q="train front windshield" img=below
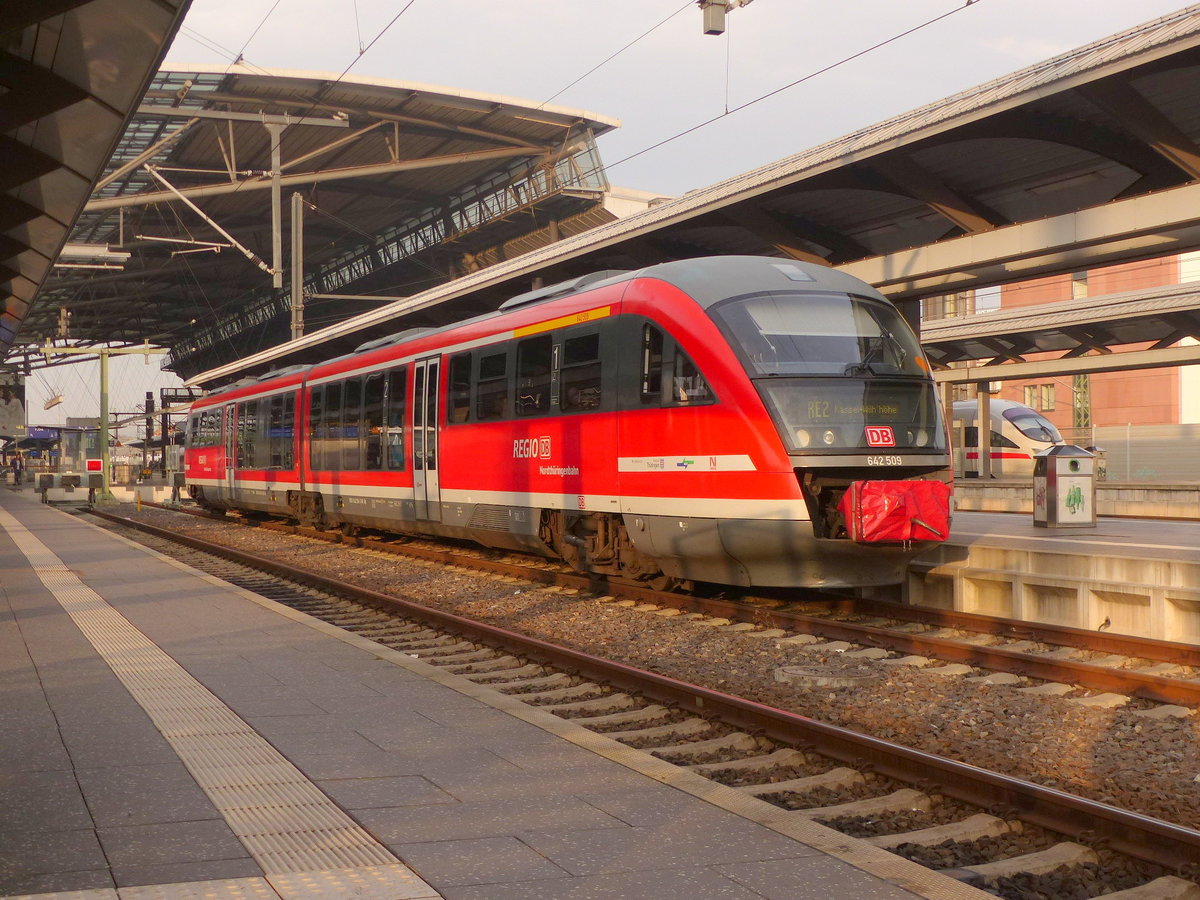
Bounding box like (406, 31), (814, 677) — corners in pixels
(1004, 407), (1062, 443)
(711, 291), (947, 454)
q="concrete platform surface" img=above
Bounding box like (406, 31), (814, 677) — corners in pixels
(0, 489), (982, 900)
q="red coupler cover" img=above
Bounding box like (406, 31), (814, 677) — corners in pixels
(838, 480), (951, 543)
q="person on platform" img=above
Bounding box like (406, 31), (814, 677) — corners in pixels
(11, 452), (23, 487)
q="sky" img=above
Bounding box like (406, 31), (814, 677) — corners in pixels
(24, 0), (1194, 428)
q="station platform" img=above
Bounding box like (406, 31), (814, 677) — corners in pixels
(912, 509), (1200, 643)
(0, 487), (963, 900)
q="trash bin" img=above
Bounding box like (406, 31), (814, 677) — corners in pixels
(1033, 445), (1095, 528)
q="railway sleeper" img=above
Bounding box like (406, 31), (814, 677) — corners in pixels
(353, 623), (427, 637)
(567, 704), (671, 728)
(408, 641), (481, 658)
(453, 656), (527, 673)
(491, 673), (573, 692)
(739, 766), (866, 797)
(543, 692), (639, 715)
(430, 650), (504, 668)
(865, 812), (1016, 850)
(650, 731), (763, 760)
(379, 628), (443, 645)
(946, 841), (1098, 880)
(605, 717), (712, 742)
(688, 747), (812, 777)
(801, 787), (931, 819)
(1099, 876), (1200, 900)
(521, 682), (609, 703)
(464, 663), (550, 682)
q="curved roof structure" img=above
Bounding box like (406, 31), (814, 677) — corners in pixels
(1, 0), (190, 360)
(14, 64), (619, 377)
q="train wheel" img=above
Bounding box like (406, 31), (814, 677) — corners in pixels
(644, 574), (693, 593)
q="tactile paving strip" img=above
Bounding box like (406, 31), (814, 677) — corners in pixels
(0, 508), (440, 899)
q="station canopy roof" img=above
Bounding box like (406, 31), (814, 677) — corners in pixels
(13, 5), (1200, 390)
(1, 0), (190, 363)
(10, 64), (619, 378)
(181, 4), (1200, 388)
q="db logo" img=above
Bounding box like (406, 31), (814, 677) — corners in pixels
(865, 426), (896, 447)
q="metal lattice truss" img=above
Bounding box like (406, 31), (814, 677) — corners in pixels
(1, 0), (191, 365)
(16, 66), (618, 378)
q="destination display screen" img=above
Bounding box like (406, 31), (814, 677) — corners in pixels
(757, 377), (946, 453)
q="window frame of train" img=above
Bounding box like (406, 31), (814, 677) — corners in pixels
(309, 368), (408, 472)
(235, 399), (260, 468)
(443, 320), (616, 425)
(633, 318), (715, 408)
(187, 409), (223, 448)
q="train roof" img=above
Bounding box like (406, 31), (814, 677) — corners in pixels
(629, 256), (891, 310)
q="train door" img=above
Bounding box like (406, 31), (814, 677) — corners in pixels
(412, 357), (441, 521)
(223, 403), (236, 500)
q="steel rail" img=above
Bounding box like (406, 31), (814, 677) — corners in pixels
(90, 508), (1200, 869)
(147, 504), (1200, 706)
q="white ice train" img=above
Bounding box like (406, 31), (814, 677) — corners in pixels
(951, 398), (1064, 478)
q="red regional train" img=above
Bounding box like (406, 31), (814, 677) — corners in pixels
(185, 256), (952, 589)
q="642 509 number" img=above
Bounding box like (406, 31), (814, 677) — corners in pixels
(867, 455), (902, 466)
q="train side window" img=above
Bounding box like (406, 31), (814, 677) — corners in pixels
(639, 324), (664, 404)
(281, 394), (295, 468)
(343, 377), (364, 470)
(670, 350), (713, 405)
(516, 335), (552, 416)
(268, 396), (285, 468)
(476, 349), (509, 420)
(448, 353), (472, 424)
(308, 385), (324, 469)
(236, 400), (256, 468)
(562, 332), (602, 411)
(364, 374), (384, 470)
(323, 381), (343, 471)
(385, 367), (407, 470)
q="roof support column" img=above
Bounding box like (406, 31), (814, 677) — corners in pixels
(977, 385), (992, 481)
(266, 123), (285, 290)
(290, 192), (304, 340)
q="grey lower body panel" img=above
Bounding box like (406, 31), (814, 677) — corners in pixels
(627, 513), (926, 588)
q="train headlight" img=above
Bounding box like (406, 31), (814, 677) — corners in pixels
(822, 429), (837, 446)
(907, 428), (930, 447)
(794, 428), (811, 448)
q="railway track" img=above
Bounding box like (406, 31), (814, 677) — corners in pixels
(145, 502), (1200, 711)
(85, 506), (1200, 899)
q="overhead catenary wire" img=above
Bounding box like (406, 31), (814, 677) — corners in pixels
(596, 0), (986, 178)
(538, 1), (694, 109)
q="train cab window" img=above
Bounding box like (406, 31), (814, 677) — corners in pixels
(639, 324), (664, 404)
(385, 367), (407, 470)
(343, 377), (364, 470)
(476, 349), (509, 421)
(561, 332), (602, 412)
(637, 322), (712, 407)
(671, 350), (712, 405)
(308, 385), (324, 469)
(448, 353), (472, 424)
(364, 374), (384, 470)
(516, 335), (552, 416)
